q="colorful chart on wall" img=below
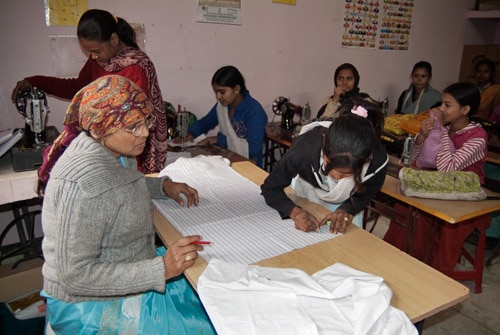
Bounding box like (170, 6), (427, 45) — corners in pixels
(341, 0), (414, 51)
(379, 0), (414, 51)
(44, 0), (88, 26)
(197, 0), (242, 25)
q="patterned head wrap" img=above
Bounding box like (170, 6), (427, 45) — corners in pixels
(77, 75), (153, 139)
(38, 75), (153, 187)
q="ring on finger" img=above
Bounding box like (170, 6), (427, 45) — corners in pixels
(343, 217), (349, 222)
(185, 254), (193, 262)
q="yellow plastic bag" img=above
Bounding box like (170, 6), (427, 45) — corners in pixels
(383, 114), (409, 135)
(398, 110), (430, 136)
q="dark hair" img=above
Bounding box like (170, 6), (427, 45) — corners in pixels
(316, 64), (369, 118)
(77, 9), (139, 49)
(412, 61), (432, 77)
(443, 82), (481, 117)
(211, 65), (247, 92)
(334, 63), (360, 90)
(337, 97), (385, 140)
(474, 58), (496, 84)
(322, 115), (377, 196)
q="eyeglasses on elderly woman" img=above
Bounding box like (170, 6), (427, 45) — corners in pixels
(120, 114), (156, 137)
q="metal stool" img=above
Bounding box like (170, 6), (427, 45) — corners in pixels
(0, 200), (43, 269)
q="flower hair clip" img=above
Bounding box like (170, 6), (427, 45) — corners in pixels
(351, 105), (368, 118)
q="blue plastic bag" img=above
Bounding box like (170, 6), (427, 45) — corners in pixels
(43, 247), (215, 334)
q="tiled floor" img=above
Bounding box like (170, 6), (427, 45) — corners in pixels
(369, 216), (500, 335)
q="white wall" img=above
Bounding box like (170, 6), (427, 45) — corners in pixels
(0, 0), (483, 132)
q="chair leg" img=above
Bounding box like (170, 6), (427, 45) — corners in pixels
(362, 205), (380, 233)
(486, 238), (500, 267)
(368, 215), (379, 233)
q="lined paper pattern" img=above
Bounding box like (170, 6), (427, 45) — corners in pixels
(153, 156), (338, 264)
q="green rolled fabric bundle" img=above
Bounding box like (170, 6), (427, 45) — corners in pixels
(399, 167), (487, 200)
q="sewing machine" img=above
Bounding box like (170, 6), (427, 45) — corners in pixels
(272, 97), (311, 130)
(11, 87), (58, 171)
(15, 88), (50, 148)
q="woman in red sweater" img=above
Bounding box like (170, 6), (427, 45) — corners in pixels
(11, 9), (167, 178)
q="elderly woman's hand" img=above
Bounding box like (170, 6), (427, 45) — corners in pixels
(162, 179), (199, 207)
(163, 235), (204, 280)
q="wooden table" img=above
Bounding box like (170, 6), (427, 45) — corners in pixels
(380, 175), (500, 223)
(0, 154), (38, 205)
(486, 151), (500, 165)
(168, 143), (249, 164)
(367, 158), (500, 293)
(153, 160), (469, 325)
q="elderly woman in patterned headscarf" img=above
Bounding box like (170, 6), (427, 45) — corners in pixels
(40, 75), (215, 334)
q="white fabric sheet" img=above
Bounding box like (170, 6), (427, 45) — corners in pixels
(154, 156), (340, 264)
(198, 259), (418, 335)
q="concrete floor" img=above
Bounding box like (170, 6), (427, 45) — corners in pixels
(369, 216), (500, 335)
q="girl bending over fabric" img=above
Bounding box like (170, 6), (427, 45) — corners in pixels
(262, 98), (388, 234)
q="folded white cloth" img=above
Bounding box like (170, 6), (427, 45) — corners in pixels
(198, 259), (418, 335)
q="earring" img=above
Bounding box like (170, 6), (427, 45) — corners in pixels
(236, 91), (239, 95)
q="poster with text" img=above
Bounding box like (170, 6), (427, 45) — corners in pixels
(197, 0), (242, 25)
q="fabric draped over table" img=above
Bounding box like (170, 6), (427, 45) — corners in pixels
(198, 259), (417, 335)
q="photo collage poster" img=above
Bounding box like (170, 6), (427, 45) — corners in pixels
(342, 0), (415, 51)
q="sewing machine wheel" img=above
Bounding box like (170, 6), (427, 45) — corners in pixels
(272, 96), (289, 115)
(15, 89), (32, 116)
(15, 88), (48, 117)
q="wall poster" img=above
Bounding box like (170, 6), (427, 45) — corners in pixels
(197, 0), (242, 25)
(379, 0), (414, 51)
(342, 0), (415, 51)
(45, 0), (88, 26)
